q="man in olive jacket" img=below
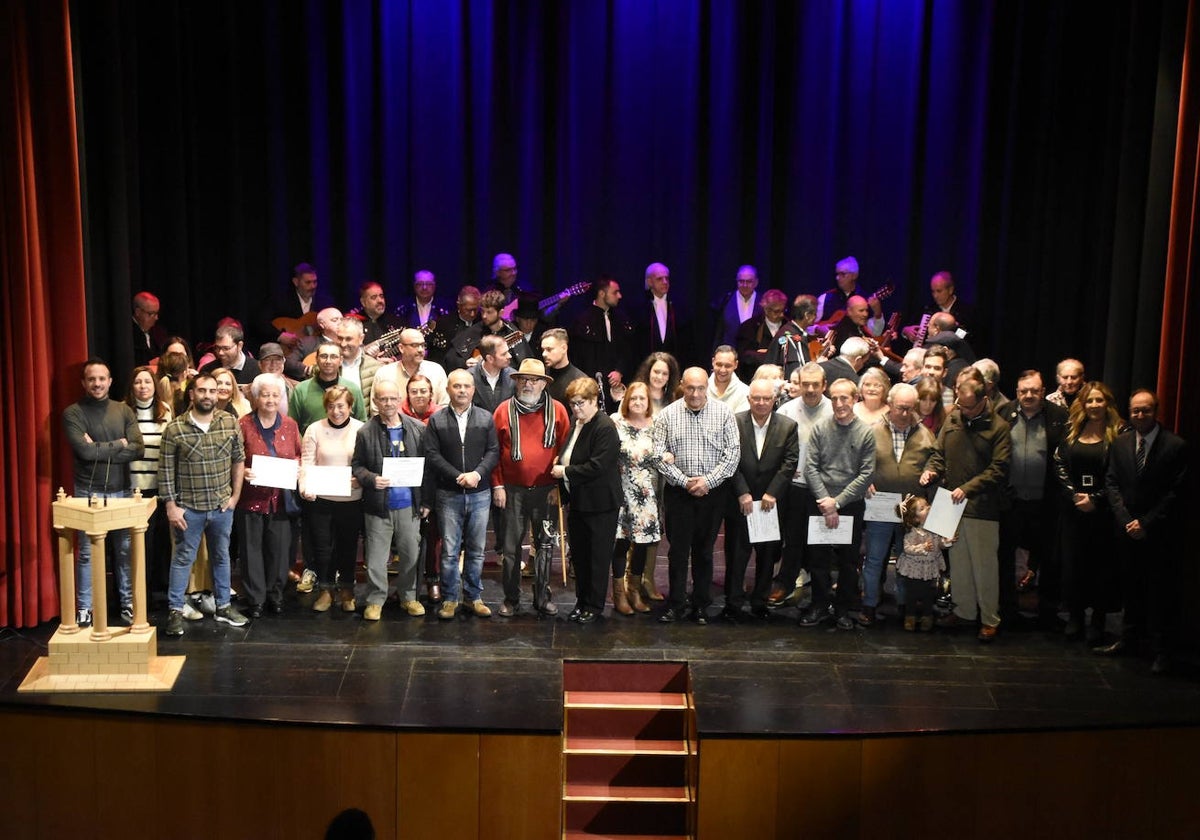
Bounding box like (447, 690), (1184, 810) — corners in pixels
(925, 377), (1011, 641)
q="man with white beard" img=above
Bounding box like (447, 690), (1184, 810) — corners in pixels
(491, 359), (570, 616)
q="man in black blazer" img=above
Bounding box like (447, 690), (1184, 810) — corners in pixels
(819, 336), (870, 390)
(1098, 389), (1188, 673)
(724, 380), (799, 620)
(422, 369), (500, 620)
(636, 262), (687, 366)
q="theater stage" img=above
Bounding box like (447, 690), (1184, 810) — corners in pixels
(3, 552), (1200, 839)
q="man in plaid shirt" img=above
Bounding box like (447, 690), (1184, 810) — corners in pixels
(653, 367), (741, 624)
(159, 373), (249, 636)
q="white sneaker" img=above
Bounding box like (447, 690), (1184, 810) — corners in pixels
(180, 602), (204, 621)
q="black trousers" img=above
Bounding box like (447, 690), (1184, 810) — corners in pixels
(723, 493), (786, 609)
(664, 482), (730, 612)
(569, 506), (619, 612)
(807, 499), (865, 616)
(305, 498), (362, 588)
(774, 485), (814, 588)
(998, 498), (1059, 620)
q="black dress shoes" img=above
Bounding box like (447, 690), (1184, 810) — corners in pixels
(750, 605), (770, 620)
(567, 606), (583, 622)
(720, 607), (743, 624)
(689, 609), (708, 626)
(798, 608), (829, 628)
(658, 607), (682, 624)
(576, 609), (597, 624)
(246, 604), (264, 620)
(266, 601), (283, 615)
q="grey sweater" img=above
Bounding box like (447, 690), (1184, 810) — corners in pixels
(62, 396), (143, 493)
(804, 415), (876, 508)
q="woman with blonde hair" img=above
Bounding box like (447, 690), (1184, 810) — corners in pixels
(1054, 381), (1125, 643)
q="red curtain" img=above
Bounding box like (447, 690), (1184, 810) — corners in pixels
(1160, 0), (1199, 444)
(0, 0), (90, 627)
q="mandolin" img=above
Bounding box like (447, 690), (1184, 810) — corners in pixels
(814, 281), (895, 330)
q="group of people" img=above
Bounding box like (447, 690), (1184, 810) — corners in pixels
(68, 256), (1187, 673)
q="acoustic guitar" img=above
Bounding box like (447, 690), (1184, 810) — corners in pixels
(272, 311), (319, 336)
(499, 281), (593, 320)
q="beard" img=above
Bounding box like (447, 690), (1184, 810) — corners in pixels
(516, 390), (543, 407)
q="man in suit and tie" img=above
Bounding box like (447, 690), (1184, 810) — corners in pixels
(1097, 389), (1188, 673)
(712, 265), (759, 350)
(637, 262), (686, 365)
(723, 379), (799, 621)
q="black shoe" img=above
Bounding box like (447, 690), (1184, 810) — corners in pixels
(798, 608), (830, 628)
(750, 605), (770, 620)
(266, 601), (284, 615)
(658, 607), (682, 624)
(576, 609), (597, 624)
(247, 604), (264, 620)
(720, 607), (743, 624)
(164, 609), (184, 637)
(689, 609), (708, 626)
(567, 606), (583, 622)
(1093, 639), (1129, 656)
(1151, 654), (1172, 675)
(835, 614), (856, 631)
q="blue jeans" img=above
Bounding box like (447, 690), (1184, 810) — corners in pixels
(437, 489), (489, 603)
(862, 520), (903, 608)
(168, 507), (234, 611)
(74, 485), (132, 611)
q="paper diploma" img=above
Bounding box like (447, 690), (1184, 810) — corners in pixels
(808, 515), (854, 545)
(382, 456), (425, 487)
(864, 491), (902, 523)
(746, 501), (780, 543)
(304, 465), (353, 498)
(249, 455), (299, 490)
(925, 486), (966, 538)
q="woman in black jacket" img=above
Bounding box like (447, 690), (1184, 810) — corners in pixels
(552, 378), (621, 623)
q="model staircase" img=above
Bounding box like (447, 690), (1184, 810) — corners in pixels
(562, 661), (696, 840)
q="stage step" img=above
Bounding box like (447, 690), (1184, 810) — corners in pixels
(563, 833), (690, 840)
(562, 661), (696, 839)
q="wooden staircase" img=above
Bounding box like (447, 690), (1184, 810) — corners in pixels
(562, 661), (696, 840)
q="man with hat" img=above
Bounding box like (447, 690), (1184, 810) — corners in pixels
(256, 341), (298, 394)
(512, 293), (549, 353)
(491, 358), (570, 616)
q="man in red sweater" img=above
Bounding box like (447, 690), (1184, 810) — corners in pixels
(492, 359), (570, 616)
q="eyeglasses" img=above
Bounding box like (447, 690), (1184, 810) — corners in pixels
(213, 344), (236, 352)
(569, 400), (589, 408)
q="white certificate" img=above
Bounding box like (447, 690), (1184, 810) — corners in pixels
(382, 456), (425, 487)
(248, 455), (299, 490)
(925, 486), (966, 539)
(807, 515), (855, 545)
(864, 491), (903, 523)
(746, 501), (781, 543)
(304, 465), (353, 498)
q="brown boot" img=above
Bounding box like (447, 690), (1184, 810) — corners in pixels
(641, 544), (664, 602)
(625, 570), (650, 613)
(613, 575), (633, 616)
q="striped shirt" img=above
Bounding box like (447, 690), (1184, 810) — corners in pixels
(159, 410), (245, 511)
(130, 401), (171, 493)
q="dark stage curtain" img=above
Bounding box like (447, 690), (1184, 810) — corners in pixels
(70, 0), (1188, 396)
(1161, 0), (1199, 445)
(0, 0), (91, 627)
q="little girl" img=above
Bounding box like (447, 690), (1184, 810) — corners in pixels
(894, 495), (952, 632)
